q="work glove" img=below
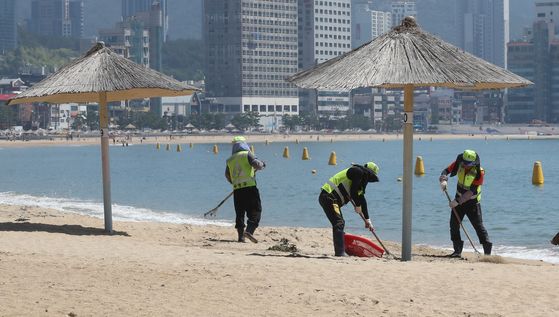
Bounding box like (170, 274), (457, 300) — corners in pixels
(440, 180), (447, 191)
(365, 219), (374, 231)
(449, 199), (459, 209)
(354, 205), (362, 215)
(439, 175), (448, 182)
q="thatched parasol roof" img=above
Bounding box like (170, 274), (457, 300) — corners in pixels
(288, 17), (532, 90)
(8, 42), (199, 105)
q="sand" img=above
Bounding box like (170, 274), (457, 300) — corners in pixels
(1, 131), (557, 149)
(1, 205), (558, 316)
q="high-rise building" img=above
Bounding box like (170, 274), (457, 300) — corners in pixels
(98, 19), (150, 68)
(0, 0), (17, 53)
(417, 0), (507, 67)
(122, 0), (168, 42)
(298, 0), (352, 116)
(507, 1), (559, 123)
(203, 0), (299, 131)
(352, 0), (391, 48)
(391, 0), (416, 27)
(30, 0), (83, 38)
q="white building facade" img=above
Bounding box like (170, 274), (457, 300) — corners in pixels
(298, 0), (352, 117)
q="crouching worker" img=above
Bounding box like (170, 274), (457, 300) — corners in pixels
(319, 162), (379, 256)
(225, 136), (266, 243)
(439, 149), (492, 257)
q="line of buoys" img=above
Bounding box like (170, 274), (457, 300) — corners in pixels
(532, 161), (544, 185)
(156, 143), (160, 150)
(414, 156), (425, 176)
(213, 144), (219, 154)
(250, 145), (255, 154)
(328, 151), (337, 165)
(165, 144), (170, 151)
(283, 146), (290, 158)
(302, 147), (310, 160)
(176, 144), (182, 152)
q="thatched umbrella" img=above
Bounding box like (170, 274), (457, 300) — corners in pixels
(288, 17), (532, 261)
(8, 42), (199, 233)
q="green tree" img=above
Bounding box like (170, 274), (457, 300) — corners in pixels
(231, 111), (260, 131)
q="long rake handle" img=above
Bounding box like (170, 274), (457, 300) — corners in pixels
(203, 192), (233, 218)
(350, 200), (392, 257)
(444, 189), (480, 254)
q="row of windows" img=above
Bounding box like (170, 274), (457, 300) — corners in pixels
(243, 50), (297, 58)
(242, 34), (298, 41)
(241, 10), (296, 19)
(243, 104), (298, 113)
(316, 42), (350, 49)
(315, 50), (346, 56)
(314, 9), (350, 16)
(241, 89), (298, 97)
(314, 25), (350, 32)
(242, 59), (298, 66)
(314, 17), (350, 24)
(242, 66), (298, 72)
(315, 33), (350, 40)
(242, 74), (293, 80)
(242, 81), (295, 88)
(241, 1), (297, 10)
(315, 1), (350, 9)
(241, 19), (297, 27)
(242, 43), (297, 50)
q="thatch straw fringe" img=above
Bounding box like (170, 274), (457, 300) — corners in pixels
(288, 17), (532, 90)
(9, 43), (198, 105)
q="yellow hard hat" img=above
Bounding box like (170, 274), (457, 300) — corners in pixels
(232, 136), (246, 143)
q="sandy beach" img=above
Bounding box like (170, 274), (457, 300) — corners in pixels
(1, 205), (558, 316)
(1, 131), (557, 149)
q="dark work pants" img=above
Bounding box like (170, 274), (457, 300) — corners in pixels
(233, 186), (262, 234)
(319, 191), (345, 233)
(450, 200), (490, 245)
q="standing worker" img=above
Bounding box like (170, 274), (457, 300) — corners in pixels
(319, 162), (380, 256)
(439, 149), (492, 257)
(225, 136), (266, 243)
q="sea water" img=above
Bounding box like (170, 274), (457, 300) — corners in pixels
(1, 137), (558, 263)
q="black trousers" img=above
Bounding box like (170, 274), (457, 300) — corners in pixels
(233, 186), (262, 234)
(450, 200), (490, 245)
(319, 191), (345, 232)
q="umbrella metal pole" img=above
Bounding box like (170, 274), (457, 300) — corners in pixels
(402, 85), (414, 261)
(99, 92), (113, 233)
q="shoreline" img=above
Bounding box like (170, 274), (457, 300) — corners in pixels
(1, 205), (558, 316)
(1, 132), (558, 148)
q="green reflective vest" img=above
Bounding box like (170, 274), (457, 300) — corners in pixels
(322, 168), (363, 205)
(457, 165), (483, 202)
(227, 151), (256, 190)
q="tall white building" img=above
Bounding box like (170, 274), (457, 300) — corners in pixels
(371, 10), (392, 39)
(391, 0), (416, 26)
(352, 0), (391, 47)
(298, 0), (352, 116)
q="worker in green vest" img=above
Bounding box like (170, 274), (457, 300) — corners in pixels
(439, 149), (492, 257)
(319, 162), (380, 256)
(225, 136), (266, 243)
